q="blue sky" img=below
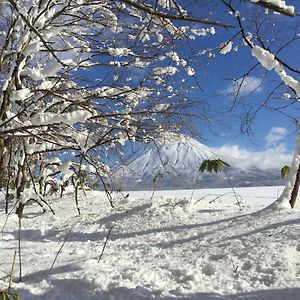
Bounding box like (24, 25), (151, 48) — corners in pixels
(178, 1), (300, 158)
(200, 48), (297, 149)
(75, 1), (300, 170)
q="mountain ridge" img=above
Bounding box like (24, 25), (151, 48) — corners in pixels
(111, 137), (284, 190)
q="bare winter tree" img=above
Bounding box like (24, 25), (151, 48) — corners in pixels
(0, 0), (232, 214)
(0, 0), (299, 215)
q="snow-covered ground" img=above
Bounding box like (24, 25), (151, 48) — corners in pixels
(1, 186), (299, 299)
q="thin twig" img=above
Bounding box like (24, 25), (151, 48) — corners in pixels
(98, 173), (114, 208)
(98, 226), (114, 263)
(18, 218), (22, 282)
(150, 183), (157, 201)
(151, 173), (163, 201)
(5, 142), (12, 214)
(190, 173), (201, 204)
(50, 225), (75, 270)
(8, 251), (16, 292)
(74, 181), (81, 215)
(207, 192), (234, 204)
(224, 170), (243, 210)
(23, 146), (55, 215)
(121, 0), (234, 28)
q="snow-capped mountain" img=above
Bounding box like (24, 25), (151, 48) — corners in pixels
(112, 136), (216, 190)
(111, 136), (284, 190)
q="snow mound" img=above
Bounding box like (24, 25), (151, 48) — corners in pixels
(1, 187), (299, 299)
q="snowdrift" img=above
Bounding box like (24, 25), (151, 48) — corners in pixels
(1, 186), (299, 299)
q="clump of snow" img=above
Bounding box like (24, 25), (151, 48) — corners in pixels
(252, 45), (300, 97)
(30, 110), (92, 126)
(39, 81), (57, 90)
(23, 40), (42, 57)
(156, 33), (163, 43)
(153, 103), (170, 111)
(220, 41), (233, 54)
(190, 26), (215, 37)
(166, 51), (180, 63)
(250, 0), (295, 15)
(283, 93), (291, 99)
(153, 66), (178, 76)
(10, 88), (32, 101)
(252, 46), (280, 70)
(41, 60), (63, 77)
(108, 48), (132, 56)
(21, 67), (44, 81)
(209, 28), (215, 36)
(186, 66), (195, 76)
(157, 0), (176, 9)
(191, 28), (207, 36)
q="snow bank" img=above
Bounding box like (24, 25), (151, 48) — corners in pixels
(0, 186), (299, 299)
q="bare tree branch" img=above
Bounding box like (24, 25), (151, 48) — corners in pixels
(247, 0), (296, 17)
(121, 0), (234, 28)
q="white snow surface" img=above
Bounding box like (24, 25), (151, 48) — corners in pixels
(1, 186), (299, 299)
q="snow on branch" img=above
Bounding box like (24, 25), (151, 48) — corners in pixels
(252, 46), (300, 97)
(121, 0), (234, 28)
(249, 0), (295, 16)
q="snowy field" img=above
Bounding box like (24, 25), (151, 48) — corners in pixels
(1, 186), (299, 299)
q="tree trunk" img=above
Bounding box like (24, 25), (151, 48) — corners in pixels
(267, 133), (300, 210)
(0, 138), (6, 190)
(290, 164), (300, 208)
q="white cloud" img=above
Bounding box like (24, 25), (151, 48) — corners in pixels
(266, 127), (288, 147)
(225, 76), (263, 96)
(212, 143), (292, 170)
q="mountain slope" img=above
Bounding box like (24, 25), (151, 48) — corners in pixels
(111, 137), (284, 190)
(112, 136), (218, 190)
